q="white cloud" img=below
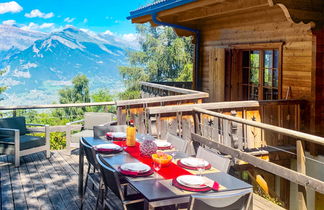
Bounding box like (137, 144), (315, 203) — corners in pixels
(2, 19), (16, 25)
(64, 17), (75, 23)
(103, 30), (114, 36)
(25, 9), (54, 19)
(83, 18), (88, 24)
(0, 78), (21, 86)
(21, 63), (38, 70)
(122, 33), (138, 42)
(21, 22), (55, 31)
(0, 1), (22, 14)
(13, 69), (31, 78)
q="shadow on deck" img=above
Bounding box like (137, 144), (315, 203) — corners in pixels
(0, 150), (285, 210)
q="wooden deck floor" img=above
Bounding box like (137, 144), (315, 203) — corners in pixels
(0, 150), (285, 210)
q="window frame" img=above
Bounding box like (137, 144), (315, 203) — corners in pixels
(232, 43), (283, 101)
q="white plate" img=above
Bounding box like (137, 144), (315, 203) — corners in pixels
(109, 132), (126, 138)
(180, 157), (209, 167)
(154, 140), (172, 148)
(176, 175), (206, 187)
(94, 144), (121, 150)
(120, 163), (151, 173)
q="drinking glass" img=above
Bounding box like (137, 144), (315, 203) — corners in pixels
(197, 158), (206, 176)
(153, 161), (161, 178)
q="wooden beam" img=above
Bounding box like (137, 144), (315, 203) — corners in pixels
(191, 133), (324, 194)
(147, 100), (305, 115)
(0, 102), (115, 111)
(116, 93), (208, 107)
(176, 0), (269, 23)
(148, 101), (260, 115)
(296, 140), (307, 210)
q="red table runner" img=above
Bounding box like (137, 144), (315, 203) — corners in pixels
(113, 141), (192, 179)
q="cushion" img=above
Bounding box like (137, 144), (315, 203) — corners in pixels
(83, 112), (115, 130)
(93, 125), (127, 139)
(0, 117), (27, 138)
(71, 129), (94, 143)
(0, 135), (46, 154)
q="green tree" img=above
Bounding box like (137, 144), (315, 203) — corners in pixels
(89, 89), (116, 113)
(0, 68), (7, 100)
(53, 74), (90, 120)
(118, 24), (194, 99)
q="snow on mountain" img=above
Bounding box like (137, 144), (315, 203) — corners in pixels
(0, 25), (131, 105)
(0, 25), (47, 51)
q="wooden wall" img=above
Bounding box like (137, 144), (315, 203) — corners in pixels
(196, 4), (316, 132)
(199, 5), (313, 100)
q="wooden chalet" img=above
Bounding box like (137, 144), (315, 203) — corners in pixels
(128, 0), (324, 136)
(127, 0), (324, 209)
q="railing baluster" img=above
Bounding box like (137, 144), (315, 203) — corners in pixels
(296, 140), (307, 210)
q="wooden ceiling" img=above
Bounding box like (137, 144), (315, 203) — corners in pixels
(131, 0), (324, 31)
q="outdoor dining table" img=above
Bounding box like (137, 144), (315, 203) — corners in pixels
(79, 136), (252, 209)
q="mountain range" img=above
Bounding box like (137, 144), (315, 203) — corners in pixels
(0, 25), (134, 106)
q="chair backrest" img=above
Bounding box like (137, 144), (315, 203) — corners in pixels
(96, 154), (124, 201)
(80, 138), (98, 169)
(93, 125), (127, 139)
(0, 117), (27, 137)
(84, 112), (116, 130)
(196, 146), (231, 173)
(189, 189), (252, 210)
(166, 133), (188, 153)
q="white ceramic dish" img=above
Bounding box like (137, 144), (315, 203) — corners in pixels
(120, 163), (151, 173)
(95, 144), (121, 150)
(176, 175), (206, 188)
(154, 140), (172, 147)
(180, 157), (209, 167)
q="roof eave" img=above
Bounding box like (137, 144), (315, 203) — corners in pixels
(127, 0), (197, 20)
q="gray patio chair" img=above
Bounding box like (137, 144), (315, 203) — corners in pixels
(196, 146), (231, 173)
(166, 133), (188, 153)
(93, 124), (127, 139)
(0, 116), (50, 167)
(188, 188), (253, 210)
(96, 154), (144, 210)
(80, 138), (101, 210)
(66, 112), (116, 153)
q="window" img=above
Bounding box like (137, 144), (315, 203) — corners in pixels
(241, 49), (280, 100)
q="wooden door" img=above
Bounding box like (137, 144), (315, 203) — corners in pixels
(209, 48), (225, 102)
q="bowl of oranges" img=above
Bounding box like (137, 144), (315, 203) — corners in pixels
(152, 151), (173, 167)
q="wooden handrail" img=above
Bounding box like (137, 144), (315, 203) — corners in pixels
(141, 81), (199, 94)
(0, 101), (116, 111)
(116, 93), (208, 107)
(191, 133), (324, 194)
(193, 107), (324, 146)
(147, 100), (305, 115)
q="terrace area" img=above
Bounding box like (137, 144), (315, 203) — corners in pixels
(0, 82), (323, 210)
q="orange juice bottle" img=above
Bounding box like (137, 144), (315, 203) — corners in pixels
(126, 120), (136, 146)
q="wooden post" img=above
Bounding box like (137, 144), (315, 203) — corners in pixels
(13, 109), (17, 117)
(296, 140), (307, 210)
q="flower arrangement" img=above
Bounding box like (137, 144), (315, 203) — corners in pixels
(140, 140), (157, 157)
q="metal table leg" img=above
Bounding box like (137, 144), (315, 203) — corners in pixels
(78, 138), (84, 197)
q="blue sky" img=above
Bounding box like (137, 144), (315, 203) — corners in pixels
(0, 0), (152, 34)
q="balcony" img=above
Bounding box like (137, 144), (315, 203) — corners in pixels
(0, 82), (322, 209)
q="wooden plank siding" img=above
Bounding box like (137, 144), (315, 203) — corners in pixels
(199, 5), (314, 103)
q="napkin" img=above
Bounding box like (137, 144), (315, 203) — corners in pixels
(118, 167), (154, 177)
(172, 179), (211, 192)
(202, 177), (220, 191)
(94, 147), (123, 154)
(157, 145), (172, 150)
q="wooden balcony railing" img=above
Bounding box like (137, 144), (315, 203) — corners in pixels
(146, 99), (307, 149)
(191, 108), (324, 208)
(116, 82), (209, 133)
